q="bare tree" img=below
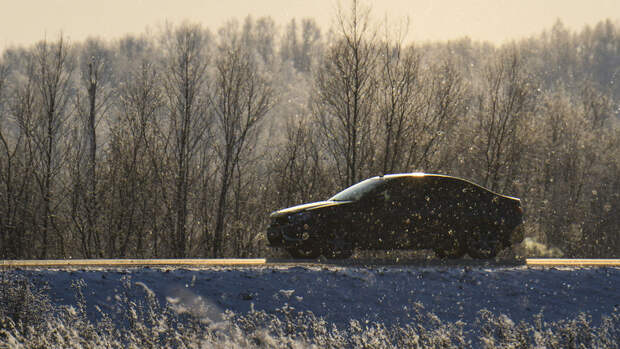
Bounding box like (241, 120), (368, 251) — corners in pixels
(375, 39), (421, 173)
(0, 59), (14, 257)
(160, 24), (210, 257)
(71, 38), (115, 257)
(532, 85), (617, 253)
(276, 116), (333, 203)
(312, 0), (379, 187)
(280, 19), (300, 67)
(411, 58), (467, 172)
(20, 37), (75, 258)
(472, 46), (536, 192)
(280, 18), (322, 72)
(1, 51), (39, 259)
(250, 17), (278, 66)
(106, 54), (164, 257)
(210, 24), (274, 257)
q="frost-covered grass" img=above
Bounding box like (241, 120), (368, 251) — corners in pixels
(1, 273), (619, 348)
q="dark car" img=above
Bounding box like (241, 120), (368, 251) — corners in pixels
(267, 173), (524, 259)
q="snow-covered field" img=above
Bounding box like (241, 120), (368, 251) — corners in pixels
(11, 264), (620, 326)
(3, 263), (620, 347)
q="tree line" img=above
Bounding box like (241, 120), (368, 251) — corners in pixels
(0, 3), (618, 259)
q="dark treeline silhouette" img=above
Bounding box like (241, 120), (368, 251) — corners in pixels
(0, 3), (618, 259)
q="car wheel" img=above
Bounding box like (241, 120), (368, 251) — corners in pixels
(433, 236), (465, 259)
(325, 229), (354, 259)
(287, 244), (322, 259)
(466, 229), (502, 259)
(326, 248), (353, 259)
(434, 244), (465, 259)
(325, 241), (353, 259)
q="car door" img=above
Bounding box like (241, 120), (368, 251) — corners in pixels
(348, 177), (408, 249)
(348, 180), (390, 249)
(406, 176), (457, 247)
(380, 177), (425, 249)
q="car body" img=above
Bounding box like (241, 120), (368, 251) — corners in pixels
(267, 173), (524, 259)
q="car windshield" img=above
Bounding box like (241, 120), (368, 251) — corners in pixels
(329, 177), (385, 202)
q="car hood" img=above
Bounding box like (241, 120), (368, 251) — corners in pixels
(270, 200), (351, 217)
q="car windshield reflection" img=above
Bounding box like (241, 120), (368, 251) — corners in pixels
(329, 177), (385, 202)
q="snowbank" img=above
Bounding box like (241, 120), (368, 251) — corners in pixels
(11, 264), (620, 328)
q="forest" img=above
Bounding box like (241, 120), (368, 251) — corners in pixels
(0, 2), (618, 259)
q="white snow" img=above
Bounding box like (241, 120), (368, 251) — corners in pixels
(9, 264), (620, 330)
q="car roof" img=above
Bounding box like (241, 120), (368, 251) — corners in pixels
(376, 173), (520, 200)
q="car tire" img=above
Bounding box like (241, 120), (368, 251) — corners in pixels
(325, 246), (353, 259)
(324, 229), (354, 259)
(434, 245), (465, 259)
(287, 245), (322, 259)
(433, 238), (465, 259)
(466, 228), (502, 259)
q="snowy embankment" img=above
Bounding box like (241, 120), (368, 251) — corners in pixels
(11, 264), (620, 328)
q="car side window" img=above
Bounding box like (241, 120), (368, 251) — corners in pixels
(376, 181), (399, 208)
(367, 187), (390, 205)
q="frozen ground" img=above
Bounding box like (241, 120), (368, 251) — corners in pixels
(9, 263), (620, 330)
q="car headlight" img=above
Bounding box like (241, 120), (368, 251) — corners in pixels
(288, 211), (313, 223)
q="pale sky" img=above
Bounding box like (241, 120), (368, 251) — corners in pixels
(1, 0), (619, 51)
